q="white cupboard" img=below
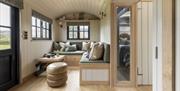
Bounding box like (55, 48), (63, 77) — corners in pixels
(137, 1), (153, 85)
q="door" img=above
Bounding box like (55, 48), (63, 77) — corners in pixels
(152, 0), (163, 91)
(0, 2), (19, 91)
(136, 1), (153, 85)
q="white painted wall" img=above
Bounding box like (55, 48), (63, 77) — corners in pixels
(137, 1), (153, 85)
(176, 0), (180, 91)
(100, 0), (111, 43)
(20, 1), (57, 79)
(58, 20), (100, 42)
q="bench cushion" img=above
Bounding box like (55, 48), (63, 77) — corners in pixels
(53, 51), (84, 55)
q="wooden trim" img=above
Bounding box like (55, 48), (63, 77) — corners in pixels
(80, 63), (110, 68)
(64, 55), (82, 66)
(162, 0), (174, 91)
(141, 0), (152, 2)
(110, 3), (137, 87)
(80, 81), (109, 85)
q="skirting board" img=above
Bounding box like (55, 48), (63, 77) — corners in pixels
(22, 72), (35, 83)
(80, 81), (110, 85)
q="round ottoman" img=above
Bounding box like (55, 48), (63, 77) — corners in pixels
(47, 62), (68, 87)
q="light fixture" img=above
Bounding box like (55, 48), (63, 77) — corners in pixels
(59, 21), (63, 28)
(99, 11), (106, 19)
(58, 16), (66, 29)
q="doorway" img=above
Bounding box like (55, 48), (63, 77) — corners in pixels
(0, 2), (19, 91)
(111, 1), (153, 88)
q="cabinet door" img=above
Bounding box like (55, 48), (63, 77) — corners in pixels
(82, 69), (109, 81)
(137, 1), (153, 85)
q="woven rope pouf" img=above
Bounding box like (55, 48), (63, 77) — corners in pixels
(47, 62), (68, 87)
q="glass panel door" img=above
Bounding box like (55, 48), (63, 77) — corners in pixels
(0, 3), (11, 50)
(0, 2), (19, 90)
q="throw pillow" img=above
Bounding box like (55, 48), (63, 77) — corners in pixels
(65, 44), (77, 52)
(89, 42), (104, 60)
(59, 42), (70, 52)
(60, 47), (66, 52)
(53, 42), (61, 51)
(90, 42), (95, 49)
(82, 42), (90, 51)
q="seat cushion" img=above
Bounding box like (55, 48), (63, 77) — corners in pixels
(47, 62), (67, 75)
(53, 51), (85, 55)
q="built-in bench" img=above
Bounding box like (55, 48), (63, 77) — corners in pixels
(51, 41), (85, 66)
(51, 41), (110, 84)
(79, 43), (110, 85)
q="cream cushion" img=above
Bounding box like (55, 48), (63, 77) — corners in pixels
(82, 42), (90, 51)
(89, 42), (104, 60)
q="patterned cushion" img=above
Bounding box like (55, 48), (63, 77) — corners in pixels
(65, 45), (77, 52)
(53, 42), (61, 51)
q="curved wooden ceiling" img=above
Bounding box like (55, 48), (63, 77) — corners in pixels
(25, 0), (106, 18)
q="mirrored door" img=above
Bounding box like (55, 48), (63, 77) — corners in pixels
(114, 5), (136, 86)
(117, 7), (131, 81)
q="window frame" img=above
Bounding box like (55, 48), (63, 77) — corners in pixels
(31, 11), (52, 40)
(67, 22), (90, 40)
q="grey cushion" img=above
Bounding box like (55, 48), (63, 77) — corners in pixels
(70, 42), (82, 50)
(65, 45), (77, 52)
(103, 43), (110, 63)
(54, 51), (85, 55)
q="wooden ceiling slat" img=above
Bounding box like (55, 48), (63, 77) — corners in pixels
(25, 0), (111, 18)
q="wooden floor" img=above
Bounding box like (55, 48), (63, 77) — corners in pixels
(9, 69), (152, 91)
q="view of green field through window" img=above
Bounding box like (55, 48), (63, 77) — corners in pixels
(0, 28), (11, 50)
(0, 3), (11, 50)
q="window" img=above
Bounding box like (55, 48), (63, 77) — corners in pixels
(0, 3), (11, 50)
(31, 10), (52, 40)
(67, 22), (90, 40)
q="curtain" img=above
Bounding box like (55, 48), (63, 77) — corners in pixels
(0, 0), (23, 9)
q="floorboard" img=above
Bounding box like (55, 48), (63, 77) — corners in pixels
(9, 69), (152, 91)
